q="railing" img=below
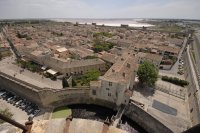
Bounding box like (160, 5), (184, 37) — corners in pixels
(155, 85), (185, 100)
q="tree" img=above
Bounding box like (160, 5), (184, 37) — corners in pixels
(137, 61), (158, 87)
(92, 39), (115, 53)
(81, 69), (101, 85)
(62, 77), (69, 88)
(0, 108), (13, 124)
(72, 79), (77, 87)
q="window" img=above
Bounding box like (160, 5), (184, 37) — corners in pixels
(106, 88), (110, 90)
(108, 93), (111, 97)
(109, 82), (112, 86)
(92, 90), (96, 95)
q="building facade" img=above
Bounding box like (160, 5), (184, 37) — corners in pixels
(90, 53), (138, 106)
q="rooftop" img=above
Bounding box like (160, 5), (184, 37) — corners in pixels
(100, 53), (138, 83)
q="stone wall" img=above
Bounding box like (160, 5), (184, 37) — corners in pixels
(0, 72), (43, 106)
(0, 71), (116, 109)
(38, 88), (91, 107)
(124, 104), (173, 133)
(0, 72), (172, 133)
(183, 48), (200, 125)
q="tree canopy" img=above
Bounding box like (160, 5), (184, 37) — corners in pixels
(80, 69), (101, 86)
(92, 39), (115, 53)
(137, 61), (158, 87)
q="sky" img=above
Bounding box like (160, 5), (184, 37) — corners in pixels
(0, 0), (199, 19)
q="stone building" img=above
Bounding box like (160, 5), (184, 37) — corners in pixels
(27, 50), (106, 76)
(137, 52), (163, 68)
(43, 57), (106, 76)
(90, 53), (138, 106)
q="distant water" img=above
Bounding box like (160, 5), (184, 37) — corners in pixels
(51, 18), (154, 27)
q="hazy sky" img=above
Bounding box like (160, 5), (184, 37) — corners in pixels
(0, 0), (199, 19)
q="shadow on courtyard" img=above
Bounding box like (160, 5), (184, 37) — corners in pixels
(133, 83), (155, 97)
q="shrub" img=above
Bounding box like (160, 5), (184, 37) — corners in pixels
(161, 76), (189, 87)
(92, 39), (115, 53)
(137, 61), (158, 87)
(0, 108), (13, 124)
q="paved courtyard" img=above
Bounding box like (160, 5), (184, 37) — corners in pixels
(131, 80), (191, 133)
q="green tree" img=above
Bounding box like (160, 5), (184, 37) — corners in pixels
(93, 39), (115, 53)
(81, 69), (101, 85)
(72, 79), (77, 87)
(62, 77), (69, 88)
(137, 61), (158, 87)
(0, 108), (13, 124)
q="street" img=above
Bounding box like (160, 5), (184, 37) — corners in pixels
(159, 37), (188, 77)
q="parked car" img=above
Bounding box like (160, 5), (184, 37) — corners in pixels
(30, 109), (41, 117)
(13, 97), (21, 104)
(0, 92), (6, 98)
(178, 66), (183, 69)
(178, 71), (184, 75)
(7, 96), (15, 103)
(3, 93), (12, 100)
(15, 99), (23, 106)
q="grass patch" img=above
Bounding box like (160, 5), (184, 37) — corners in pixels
(52, 106), (72, 119)
(152, 24), (184, 32)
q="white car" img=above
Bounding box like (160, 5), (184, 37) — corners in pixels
(0, 92), (6, 97)
(15, 100), (23, 106)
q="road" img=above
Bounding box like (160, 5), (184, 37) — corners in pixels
(160, 37), (188, 76)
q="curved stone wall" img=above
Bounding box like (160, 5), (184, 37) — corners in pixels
(0, 73), (43, 106)
(0, 73), (172, 133)
(124, 104), (173, 133)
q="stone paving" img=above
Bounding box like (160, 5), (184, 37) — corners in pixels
(131, 81), (191, 133)
(0, 118), (127, 133)
(0, 56), (62, 89)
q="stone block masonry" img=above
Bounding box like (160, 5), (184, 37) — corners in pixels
(0, 72), (172, 133)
